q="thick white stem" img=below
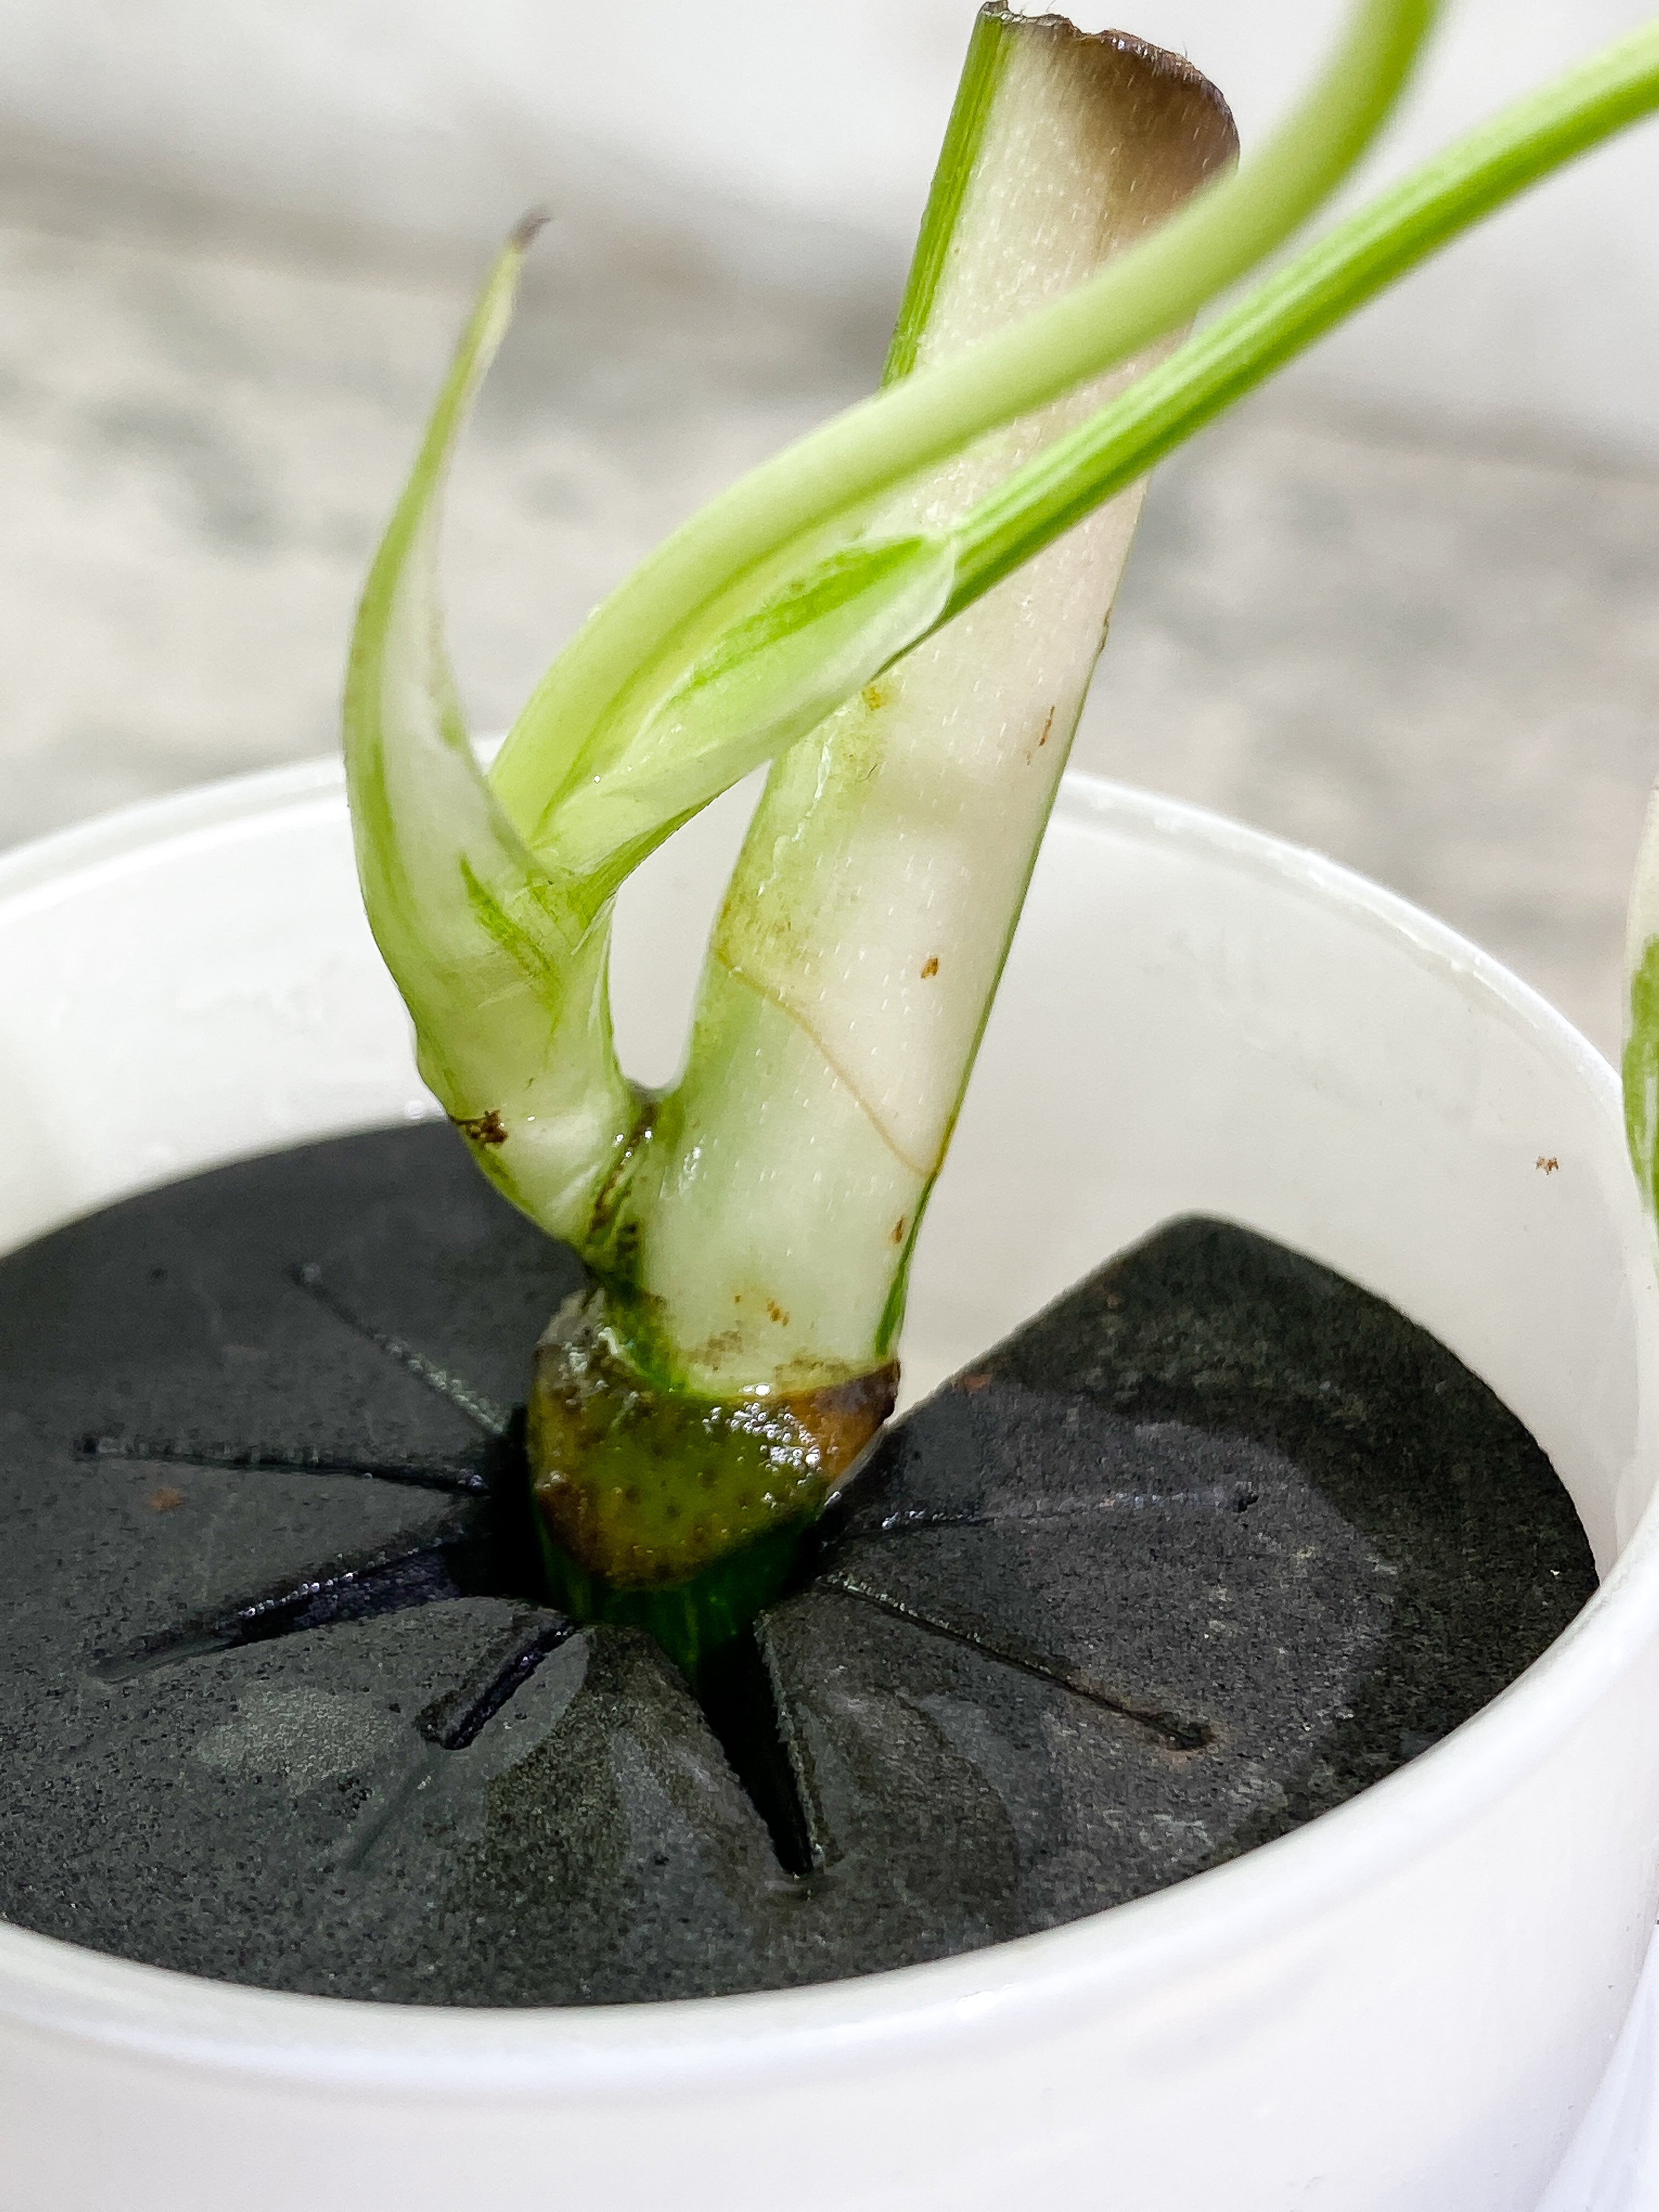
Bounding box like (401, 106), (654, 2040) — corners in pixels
(629, 22), (1235, 1396)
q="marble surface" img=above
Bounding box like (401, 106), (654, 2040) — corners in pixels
(2, 191), (1656, 1059)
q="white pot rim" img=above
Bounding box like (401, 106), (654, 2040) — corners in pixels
(3, 759), (1654, 2100)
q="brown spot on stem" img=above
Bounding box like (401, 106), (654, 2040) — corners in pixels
(1536, 1155), (1560, 1174)
(789, 1363), (900, 1486)
(147, 1485), (185, 1513)
(890, 1218), (907, 1245)
(1038, 705), (1056, 747)
(452, 1109), (507, 1147)
(766, 1300), (791, 1327)
(920, 956), (939, 980)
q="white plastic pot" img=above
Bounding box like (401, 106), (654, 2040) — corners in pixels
(0, 761), (1655, 2212)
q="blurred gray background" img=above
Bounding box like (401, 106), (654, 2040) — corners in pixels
(1, 0), (1655, 1054)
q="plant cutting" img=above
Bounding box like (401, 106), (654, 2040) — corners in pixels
(4, 4), (1659, 2206)
(344, 0), (1659, 1679)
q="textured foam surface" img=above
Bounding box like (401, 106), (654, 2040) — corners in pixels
(0, 1126), (1595, 2002)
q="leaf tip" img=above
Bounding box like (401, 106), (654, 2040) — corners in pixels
(511, 207), (553, 254)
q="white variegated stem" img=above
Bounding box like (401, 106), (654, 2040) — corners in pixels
(342, 226), (636, 1243)
(618, 24), (1237, 1397)
(1624, 783), (1659, 1218)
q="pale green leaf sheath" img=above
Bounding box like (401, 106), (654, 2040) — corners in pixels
(343, 223), (635, 1244)
(624, 22), (1238, 1401)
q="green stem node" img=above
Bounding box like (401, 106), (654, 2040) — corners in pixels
(528, 1290), (895, 1673)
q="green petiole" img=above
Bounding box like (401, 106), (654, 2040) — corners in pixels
(948, 16), (1659, 619)
(487, 0), (1437, 870)
(697, 15), (1659, 730)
